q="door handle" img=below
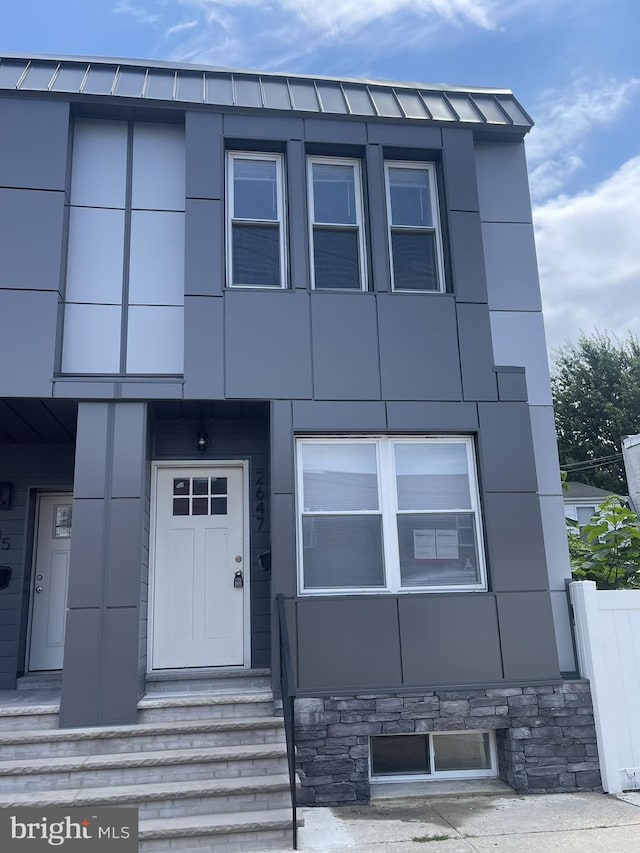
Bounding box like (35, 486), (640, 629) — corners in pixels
(233, 570), (244, 589)
(35, 586), (43, 593)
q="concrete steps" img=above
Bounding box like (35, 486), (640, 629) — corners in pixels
(0, 672), (297, 851)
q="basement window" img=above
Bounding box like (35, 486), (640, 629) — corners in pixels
(370, 731), (497, 781)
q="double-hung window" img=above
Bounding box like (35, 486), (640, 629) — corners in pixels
(297, 437), (485, 594)
(227, 152), (286, 288)
(385, 161), (445, 292)
(307, 157), (367, 290)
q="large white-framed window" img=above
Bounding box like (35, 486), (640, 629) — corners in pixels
(384, 161), (445, 292)
(61, 118), (185, 375)
(226, 151), (286, 288)
(307, 156), (367, 290)
(296, 436), (486, 594)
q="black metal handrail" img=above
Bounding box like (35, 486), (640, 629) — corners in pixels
(276, 593), (297, 849)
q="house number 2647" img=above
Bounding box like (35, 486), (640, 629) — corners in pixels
(0, 531), (10, 550)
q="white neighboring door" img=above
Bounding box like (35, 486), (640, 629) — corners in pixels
(151, 465), (246, 669)
(29, 494), (73, 671)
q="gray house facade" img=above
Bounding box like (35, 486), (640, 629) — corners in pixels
(0, 54), (599, 807)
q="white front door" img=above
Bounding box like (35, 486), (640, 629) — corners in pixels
(151, 465), (247, 669)
(29, 494), (73, 671)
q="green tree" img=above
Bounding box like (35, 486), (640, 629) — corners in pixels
(552, 332), (640, 493)
(569, 497), (640, 589)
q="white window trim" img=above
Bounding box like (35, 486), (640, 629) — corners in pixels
(226, 151), (287, 289)
(307, 155), (367, 291)
(296, 436), (487, 596)
(369, 730), (498, 782)
(384, 160), (446, 293)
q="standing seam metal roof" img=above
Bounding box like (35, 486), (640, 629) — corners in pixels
(0, 54), (533, 131)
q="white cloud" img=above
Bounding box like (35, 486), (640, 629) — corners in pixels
(166, 19), (198, 38)
(534, 156), (640, 353)
(527, 77), (640, 202)
(170, 0), (507, 68)
(113, 1), (160, 25)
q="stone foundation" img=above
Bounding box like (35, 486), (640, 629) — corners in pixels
(295, 681), (601, 805)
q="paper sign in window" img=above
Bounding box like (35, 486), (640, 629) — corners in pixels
(436, 530), (459, 559)
(413, 529), (459, 559)
(413, 530), (436, 559)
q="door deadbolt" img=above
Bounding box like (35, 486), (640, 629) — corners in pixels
(233, 570), (244, 589)
(235, 555), (242, 563)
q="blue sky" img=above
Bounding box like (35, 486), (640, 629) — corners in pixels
(3, 0), (640, 357)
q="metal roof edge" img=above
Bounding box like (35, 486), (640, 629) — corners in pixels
(0, 51), (518, 98)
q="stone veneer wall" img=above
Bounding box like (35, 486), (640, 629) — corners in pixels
(295, 681), (601, 806)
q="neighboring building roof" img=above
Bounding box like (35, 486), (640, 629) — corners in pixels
(564, 481), (621, 501)
(0, 53), (533, 133)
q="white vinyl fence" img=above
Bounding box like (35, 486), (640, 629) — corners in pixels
(570, 580), (640, 793)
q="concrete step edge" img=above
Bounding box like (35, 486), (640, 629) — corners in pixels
(137, 691), (273, 710)
(139, 807), (296, 840)
(0, 773), (292, 809)
(0, 715), (285, 745)
(0, 743), (289, 776)
(0, 704), (59, 717)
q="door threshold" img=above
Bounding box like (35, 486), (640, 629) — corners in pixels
(147, 667), (269, 682)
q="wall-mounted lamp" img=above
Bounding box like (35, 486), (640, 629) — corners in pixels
(195, 428), (210, 452)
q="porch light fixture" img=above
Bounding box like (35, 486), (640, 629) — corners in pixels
(195, 428), (210, 452)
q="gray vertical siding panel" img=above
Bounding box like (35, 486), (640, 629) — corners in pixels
(0, 291), (58, 398)
(377, 294), (463, 401)
(477, 402), (538, 493)
(183, 296), (225, 400)
(0, 97), (70, 191)
(497, 592), (561, 680)
(286, 140), (309, 289)
(310, 293), (381, 400)
(270, 401), (294, 495)
(449, 211), (487, 304)
(185, 111), (223, 200)
(441, 128), (479, 212)
(365, 144), (390, 292)
(0, 189), (66, 292)
(225, 291), (312, 399)
(456, 303), (498, 401)
(483, 493), (548, 592)
(184, 199), (224, 296)
(61, 402), (148, 727)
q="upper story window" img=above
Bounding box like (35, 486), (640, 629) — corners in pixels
(62, 119), (185, 375)
(307, 157), (367, 290)
(227, 152), (286, 288)
(296, 436), (486, 595)
(384, 161), (445, 292)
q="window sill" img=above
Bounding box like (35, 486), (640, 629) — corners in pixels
(370, 777), (507, 801)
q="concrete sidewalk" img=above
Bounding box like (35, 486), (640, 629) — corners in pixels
(274, 790), (640, 852)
